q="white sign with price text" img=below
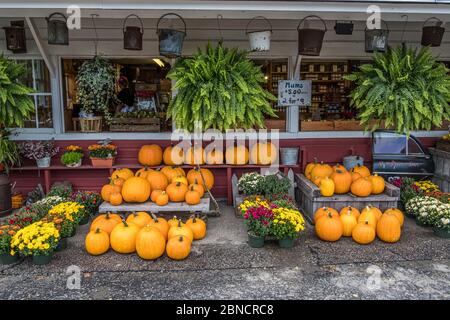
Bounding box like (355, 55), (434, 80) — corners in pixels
(278, 80), (312, 106)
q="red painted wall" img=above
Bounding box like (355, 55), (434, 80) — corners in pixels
(10, 137), (438, 197)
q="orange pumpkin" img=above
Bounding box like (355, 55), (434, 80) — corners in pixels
(146, 170), (169, 191)
(186, 168), (214, 190)
(333, 163), (347, 172)
(305, 158), (318, 179)
(168, 220), (194, 243)
(376, 213), (401, 243)
(85, 228), (110, 256)
(92, 212), (121, 225)
(166, 182), (188, 202)
(121, 176), (151, 203)
(101, 181), (121, 202)
(350, 177), (373, 197)
(161, 166), (181, 182)
(166, 235), (191, 260)
(339, 206), (360, 220)
(205, 149), (224, 165)
(90, 213), (121, 235)
(340, 211), (358, 237)
(188, 179), (205, 198)
(135, 226), (166, 260)
(383, 208), (404, 227)
(185, 187), (201, 205)
(331, 169), (352, 194)
(249, 142), (278, 165)
(357, 209), (377, 229)
(184, 146), (205, 165)
(351, 164), (370, 178)
(361, 205), (382, 221)
(111, 175), (125, 188)
(315, 212), (343, 242)
(352, 221), (376, 245)
(312, 176), (323, 187)
(368, 174), (385, 195)
(109, 192), (123, 206)
(351, 172), (362, 182)
(148, 214), (169, 239)
(138, 144), (163, 166)
(155, 191), (169, 206)
(185, 216), (207, 240)
(111, 168), (134, 181)
(225, 145), (249, 165)
(168, 216), (183, 229)
(135, 166), (153, 179)
(310, 162), (333, 179)
(163, 145), (184, 166)
(125, 211), (152, 228)
(314, 207), (339, 224)
(110, 221), (140, 254)
(151, 189), (164, 202)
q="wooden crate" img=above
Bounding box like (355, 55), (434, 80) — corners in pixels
(432, 174), (450, 193)
(294, 174), (400, 224)
(436, 140), (450, 153)
(333, 120), (362, 131)
(301, 121), (334, 131)
(72, 117), (103, 133)
(264, 119), (286, 131)
(109, 117), (160, 132)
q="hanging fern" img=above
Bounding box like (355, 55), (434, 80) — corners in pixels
(345, 45), (450, 135)
(76, 56), (117, 124)
(167, 43), (277, 131)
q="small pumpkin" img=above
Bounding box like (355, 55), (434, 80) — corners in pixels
(166, 182), (188, 202)
(351, 172), (362, 182)
(352, 221), (376, 245)
(163, 145), (184, 166)
(151, 190), (164, 202)
(312, 176), (323, 187)
(350, 177), (373, 197)
(361, 205), (382, 221)
(314, 207), (339, 224)
(125, 211), (152, 228)
(121, 175), (151, 203)
(146, 170), (169, 191)
(92, 212), (121, 225)
(101, 180), (121, 202)
(357, 209), (377, 229)
(172, 175), (189, 185)
(147, 214), (169, 239)
(315, 212), (343, 242)
(186, 168), (214, 190)
(109, 192), (123, 206)
(135, 166), (153, 179)
(112, 175), (125, 188)
(311, 162), (333, 179)
(225, 145), (249, 165)
(319, 177), (335, 197)
(85, 228), (110, 256)
(331, 169), (352, 194)
(184, 146), (205, 165)
(383, 208), (404, 227)
(166, 235), (191, 260)
(305, 158), (318, 179)
(249, 142), (278, 165)
(185, 216), (207, 240)
(188, 179), (205, 198)
(155, 191), (169, 206)
(333, 163), (347, 172)
(168, 216), (183, 229)
(350, 164), (370, 178)
(135, 226), (166, 260)
(205, 149), (224, 165)
(111, 168), (134, 181)
(376, 213), (401, 243)
(138, 144), (163, 166)
(185, 187), (201, 205)
(339, 206), (360, 220)
(368, 174), (385, 195)
(161, 166), (181, 182)
(90, 213), (121, 234)
(340, 212), (358, 237)
(110, 221), (140, 254)
(168, 220), (194, 243)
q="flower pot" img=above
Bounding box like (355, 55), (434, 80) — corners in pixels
(278, 238), (295, 249)
(55, 238), (67, 251)
(248, 232), (265, 248)
(0, 253), (19, 265)
(32, 253), (53, 265)
(36, 157), (51, 168)
(79, 215), (90, 226)
(90, 157), (115, 167)
(433, 227), (450, 239)
(65, 159), (82, 168)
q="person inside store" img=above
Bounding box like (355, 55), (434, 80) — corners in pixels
(115, 76), (136, 113)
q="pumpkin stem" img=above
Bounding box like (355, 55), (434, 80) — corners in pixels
(95, 228), (101, 233)
(178, 220), (183, 228)
(123, 220), (129, 227)
(327, 212), (333, 218)
(178, 235), (184, 242)
(151, 213), (158, 222)
(364, 220), (369, 225)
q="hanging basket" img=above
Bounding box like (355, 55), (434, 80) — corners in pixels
(365, 20), (389, 53)
(246, 16), (272, 52)
(157, 13), (186, 58)
(46, 13), (69, 45)
(297, 15), (327, 56)
(123, 14), (144, 51)
(3, 21), (27, 53)
(421, 17), (445, 47)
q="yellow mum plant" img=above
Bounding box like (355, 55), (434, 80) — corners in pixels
(10, 221), (60, 256)
(271, 207), (306, 240)
(48, 201), (86, 224)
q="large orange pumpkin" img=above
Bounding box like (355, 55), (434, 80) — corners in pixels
(225, 145), (249, 165)
(314, 207), (339, 224)
(310, 162), (333, 179)
(101, 181), (121, 202)
(166, 182), (188, 202)
(92, 212), (122, 225)
(351, 164), (370, 178)
(361, 205), (382, 221)
(383, 208), (404, 227)
(163, 145), (184, 166)
(352, 221), (376, 245)
(135, 166), (153, 179)
(146, 170), (169, 191)
(135, 226), (166, 260)
(138, 144), (163, 166)
(351, 172), (362, 182)
(186, 168), (214, 190)
(315, 212), (343, 242)
(125, 211), (152, 228)
(110, 221), (140, 254)
(166, 235), (191, 260)
(368, 174), (385, 195)
(85, 228), (110, 256)
(184, 146), (205, 165)
(340, 211), (358, 237)
(148, 214), (169, 239)
(185, 216), (207, 240)
(90, 213), (121, 235)
(357, 210), (377, 229)
(205, 149), (224, 165)
(121, 176), (151, 203)
(331, 169), (352, 194)
(376, 213), (401, 243)
(249, 142), (278, 165)
(111, 168), (134, 181)
(350, 177), (373, 197)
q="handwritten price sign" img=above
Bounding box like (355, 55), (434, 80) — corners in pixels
(278, 80), (312, 106)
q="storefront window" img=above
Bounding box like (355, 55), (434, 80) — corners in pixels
(15, 59), (53, 128)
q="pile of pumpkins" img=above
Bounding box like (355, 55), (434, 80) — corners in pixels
(101, 166), (214, 206)
(314, 205), (404, 244)
(85, 212), (206, 260)
(139, 143), (278, 167)
(305, 161), (385, 197)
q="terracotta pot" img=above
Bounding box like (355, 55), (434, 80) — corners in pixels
(90, 157), (115, 167)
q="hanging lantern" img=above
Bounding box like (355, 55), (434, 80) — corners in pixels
(3, 20), (27, 53)
(421, 17), (445, 47)
(297, 15), (327, 56)
(246, 16), (272, 52)
(365, 20), (389, 53)
(123, 14), (144, 51)
(157, 13), (186, 58)
(46, 13), (69, 45)
(334, 21), (353, 35)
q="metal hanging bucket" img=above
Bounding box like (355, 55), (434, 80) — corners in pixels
(246, 16), (272, 52)
(3, 21), (27, 53)
(0, 174), (11, 217)
(123, 14), (144, 51)
(298, 15), (327, 56)
(157, 13), (186, 58)
(365, 20), (389, 53)
(421, 17), (445, 47)
(46, 13), (69, 45)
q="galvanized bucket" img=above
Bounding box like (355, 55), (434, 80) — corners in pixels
(280, 147), (299, 165)
(343, 155), (364, 171)
(298, 15), (327, 56)
(46, 12), (69, 45)
(365, 20), (389, 53)
(246, 16), (272, 52)
(421, 17), (445, 47)
(123, 14), (144, 51)
(0, 174), (11, 217)
(3, 21), (27, 53)
(157, 13), (186, 58)
(36, 157), (51, 168)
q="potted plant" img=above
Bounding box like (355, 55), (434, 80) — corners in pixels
(243, 205), (273, 248)
(431, 204), (450, 239)
(46, 182), (73, 199)
(19, 140), (59, 168)
(88, 142), (117, 167)
(48, 201), (86, 236)
(60, 145), (84, 168)
(271, 207), (306, 248)
(10, 221), (60, 265)
(76, 56), (117, 132)
(0, 129), (21, 173)
(238, 172), (265, 196)
(0, 225), (21, 265)
(71, 191), (102, 225)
